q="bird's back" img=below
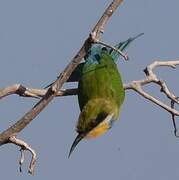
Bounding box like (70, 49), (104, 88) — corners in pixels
(78, 51), (125, 113)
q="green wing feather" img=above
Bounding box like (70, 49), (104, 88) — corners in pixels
(76, 52), (125, 135)
(78, 52), (125, 114)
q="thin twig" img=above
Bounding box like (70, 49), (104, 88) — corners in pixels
(94, 40), (129, 60)
(171, 97), (179, 137)
(124, 60), (179, 116)
(9, 136), (37, 175)
(0, 84), (78, 99)
(91, 0), (124, 40)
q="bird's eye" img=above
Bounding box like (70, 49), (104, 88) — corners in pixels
(96, 112), (108, 123)
(102, 47), (108, 52)
(94, 54), (100, 61)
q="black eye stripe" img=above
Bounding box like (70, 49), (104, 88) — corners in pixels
(96, 112), (108, 123)
(94, 54), (100, 61)
(87, 112), (108, 132)
(102, 47), (108, 51)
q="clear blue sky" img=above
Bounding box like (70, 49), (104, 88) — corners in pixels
(0, 0), (179, 179)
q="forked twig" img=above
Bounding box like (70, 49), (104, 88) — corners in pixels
(0, 84), (78, 99)
(9, 136), (37, 175)
(124, 60), (179, 116)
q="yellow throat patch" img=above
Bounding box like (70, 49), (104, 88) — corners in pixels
(85, 113), (114, 139)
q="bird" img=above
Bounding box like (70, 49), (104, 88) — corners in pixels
(67, 33), (144, 157)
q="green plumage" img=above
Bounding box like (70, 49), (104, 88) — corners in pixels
(68, 33), (143, 157)
(77, 52), (125, 133)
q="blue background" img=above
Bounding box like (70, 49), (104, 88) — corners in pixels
(0, 0), (179, 179)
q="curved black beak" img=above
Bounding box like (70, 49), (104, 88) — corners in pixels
(68, 134), (84, 158)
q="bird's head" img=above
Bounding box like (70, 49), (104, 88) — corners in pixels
(69, 114), (114, 157)
(69, 98), (118, 156)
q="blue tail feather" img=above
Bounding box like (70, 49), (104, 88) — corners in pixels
(111, 33), (144, 61)
(85, 33), (144, 65)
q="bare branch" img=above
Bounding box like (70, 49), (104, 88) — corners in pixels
(171, 97), (179, 137)
(0, 84), (78, 99)
(9, 136), (37, 175)
(1, 60), (179, 118)
(124, 60), (179, 116)
(1, 60), (179, 119)
(91, 0), (124, 40)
